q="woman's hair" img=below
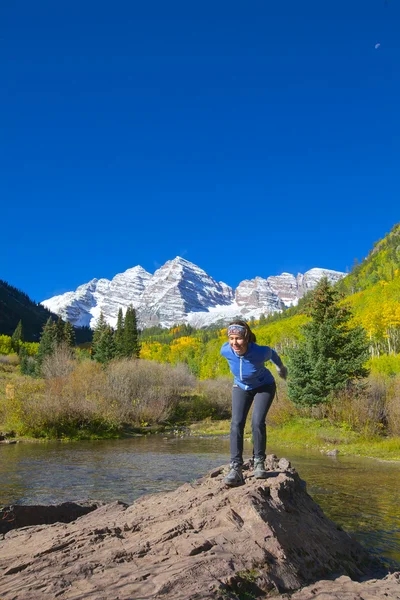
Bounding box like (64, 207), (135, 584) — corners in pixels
(227, 320), (256, 343)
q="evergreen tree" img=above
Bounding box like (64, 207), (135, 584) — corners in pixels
(64, 321), (76, 347)
(19, 346), (37, 376)
(259, 313), (267, 325)
(114, 307), (125, 357)
(11, 320), (24, 352)
(287, 278), (370, 407)
(36, 317), (57, 374)
(124, 305), (140, 358)
(91, 311), (108, 359)
(55, 317), (66, 345)
(94, 325), (116, 364)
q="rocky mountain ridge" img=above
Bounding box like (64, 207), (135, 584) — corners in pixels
(42, 257), (345, 329)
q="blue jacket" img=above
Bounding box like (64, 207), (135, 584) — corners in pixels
(220, 342), (283, 390)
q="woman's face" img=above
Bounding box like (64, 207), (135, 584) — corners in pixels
(228, 334), (248, 355)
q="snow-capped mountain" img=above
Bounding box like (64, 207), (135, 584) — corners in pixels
(41, 257), (345, 329)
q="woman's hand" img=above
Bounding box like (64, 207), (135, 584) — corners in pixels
(277, 365), (288, 380)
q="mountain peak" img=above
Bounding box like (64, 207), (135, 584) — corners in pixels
(42, 259), (345, 329)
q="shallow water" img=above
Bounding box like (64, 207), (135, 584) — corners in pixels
(1, 434), (399, 568)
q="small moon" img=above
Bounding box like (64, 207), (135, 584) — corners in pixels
(375, 43), (381, 49)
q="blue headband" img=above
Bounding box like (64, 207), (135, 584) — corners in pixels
(228, 325), (247, 337)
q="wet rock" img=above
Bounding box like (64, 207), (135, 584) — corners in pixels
(0, 502), (100, 535)
(0, 457), (394, 600)
(326, 448), (340, 457)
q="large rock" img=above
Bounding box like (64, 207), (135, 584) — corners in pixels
(0, 456), (392, 600)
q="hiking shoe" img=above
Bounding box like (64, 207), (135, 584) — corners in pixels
(224, 463), (244, 487)
(253, 459), (268, 479)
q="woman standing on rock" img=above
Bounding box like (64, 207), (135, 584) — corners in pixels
(220, 320), (287, 486)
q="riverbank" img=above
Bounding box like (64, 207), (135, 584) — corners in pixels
(190, 417), (400, 461)
(2, 417), (400, 461)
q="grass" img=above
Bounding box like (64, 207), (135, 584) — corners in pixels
(189, 417), (400, 461)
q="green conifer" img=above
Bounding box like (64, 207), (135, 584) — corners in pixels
(64, 321), (76, 347)
(55, 317), (66, 345)
(124, 305), (140, 358)
(19, 346), (37, 376)
(114, 307), (125, 357)
(11, 320), (24, 352)
(36, 318), (57, 374)
(94, 325), (117, 364)
(287, 278), (370, 407)
(91, 311), (108, 359)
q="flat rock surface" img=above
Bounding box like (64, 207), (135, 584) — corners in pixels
(0, 455), (397, 600)
(275, 572), (400, 599)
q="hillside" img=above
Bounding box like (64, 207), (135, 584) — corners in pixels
(337, 222), (400, 295)
(0, 280), (92, 343)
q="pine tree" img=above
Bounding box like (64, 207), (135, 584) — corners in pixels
(36, 317), (57, 374)
(91, 311), (108, 359)
(94, 326), (116, 364)
(64, 321), (76, 347)
(259, 313), (267, 325)
(55, 317), (66, 345)
(11, 320), (24, 352)
(19, 347), (37, 376)
(287, 278), (370, 407)
(114, 307), (125, 357)
(124, 305), (140, 358)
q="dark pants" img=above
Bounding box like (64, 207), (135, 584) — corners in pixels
(230, 382), (276, 465)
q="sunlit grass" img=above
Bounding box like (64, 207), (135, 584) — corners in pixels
(189, 417), (400, 461)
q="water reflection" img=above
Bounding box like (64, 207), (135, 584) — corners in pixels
(1, 435), (399, 568)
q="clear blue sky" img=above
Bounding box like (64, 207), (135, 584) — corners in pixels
(2, 0), (399, 302)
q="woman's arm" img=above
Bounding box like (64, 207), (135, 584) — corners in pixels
(270, 349), (288, 380)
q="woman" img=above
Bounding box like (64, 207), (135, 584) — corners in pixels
(220, 320), (287, 486)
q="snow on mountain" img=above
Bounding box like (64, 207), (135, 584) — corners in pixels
(137, 257), (234, 327)
(42, 266), (152, 328)
(41, 258), (345, 329)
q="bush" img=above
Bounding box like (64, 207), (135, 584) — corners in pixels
(0, 354), (19, 373)
(197, 376), (232, 419)
(0, 335), (13, 355)
(367, 354), (400, 377)
(386, 375), (400, 436)
(105, 359), (196, 425)
(325, 377), (387, 436)
(0, 376), (46, 434)
(41, 344), (75, 379)
(267, 378), (298, 426)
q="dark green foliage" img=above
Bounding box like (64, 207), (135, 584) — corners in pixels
(55, 318), (66, 345)
(114, 308), (125, 357)
(64, 321), (76, 347)
(124, 305), (140, 358)
(93, 325), (117, 364)
(74, 326), (92, 345)
(287, 278), (370, 407)
(11, 320), (24, 352)
(0, 279), (92, 343)
(91, 311), (108, 359)
(0, 279), (57, 341)
(36, 318), (57, 374)
(19, 347), (37, 376)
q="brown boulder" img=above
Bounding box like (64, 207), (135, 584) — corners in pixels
(0, 455), (391, 599)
